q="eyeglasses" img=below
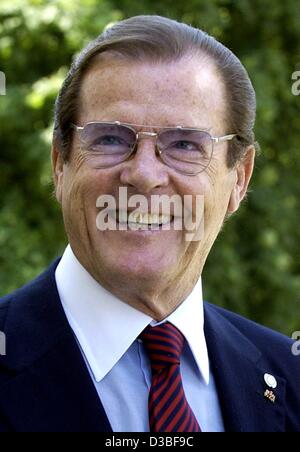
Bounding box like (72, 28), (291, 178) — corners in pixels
(71, 121), (236, 176)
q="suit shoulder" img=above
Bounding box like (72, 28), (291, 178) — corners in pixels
(0, 259), (61, 331)
(0, 297), (9, 331)
(204, 302), (296, 361)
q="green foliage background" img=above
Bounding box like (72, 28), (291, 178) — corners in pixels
(0, 0), (299, 335)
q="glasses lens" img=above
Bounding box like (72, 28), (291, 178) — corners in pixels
(158, 129), (213, 175)
(80, 123), (136, 167)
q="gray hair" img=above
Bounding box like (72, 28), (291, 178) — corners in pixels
(54, 15), (258, 166)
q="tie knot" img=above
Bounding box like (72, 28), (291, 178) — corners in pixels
(141, 322), (185, 372)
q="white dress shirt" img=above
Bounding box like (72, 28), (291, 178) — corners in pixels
(55, 245), (224, 432)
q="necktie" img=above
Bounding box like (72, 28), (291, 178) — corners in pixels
(141, 322), (201, 432)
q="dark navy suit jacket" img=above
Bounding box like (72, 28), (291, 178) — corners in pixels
(0, 259), (299, 432)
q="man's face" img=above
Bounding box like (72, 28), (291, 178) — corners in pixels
(53, 54), (254, 318)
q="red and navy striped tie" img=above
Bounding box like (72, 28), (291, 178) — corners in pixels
(141, 322), (201, 432)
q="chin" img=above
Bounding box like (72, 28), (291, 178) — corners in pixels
(109, 257), (171, 283)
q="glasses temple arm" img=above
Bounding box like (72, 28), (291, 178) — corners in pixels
(212, 134), (236, 143)
(70, 123), (84, 131)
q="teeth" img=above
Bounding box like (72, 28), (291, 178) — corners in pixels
(127, 212), (172, 225)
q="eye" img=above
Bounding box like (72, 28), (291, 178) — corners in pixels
(171, 140), (199, 151)
(94, 135), (127, 146)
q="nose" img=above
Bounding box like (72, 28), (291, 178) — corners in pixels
(119, 137), (170, 193)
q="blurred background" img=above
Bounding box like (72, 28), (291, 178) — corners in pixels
(0, 0), (299, 335)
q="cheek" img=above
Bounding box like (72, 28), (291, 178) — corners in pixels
(61, 166), (96, 224)
(189, 162), (233, 225)
(61, 164), (122, 239)
(204, 172), (235, 227)
(62, 153), (102, 205)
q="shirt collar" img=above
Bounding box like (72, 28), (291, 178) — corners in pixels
(55, 245), (210, 385)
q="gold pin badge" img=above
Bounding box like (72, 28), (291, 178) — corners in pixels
(264, 389), (276, 403)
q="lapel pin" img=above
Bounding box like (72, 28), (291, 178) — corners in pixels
(264, 373), (277, 389)
(264, 389), (276, 403)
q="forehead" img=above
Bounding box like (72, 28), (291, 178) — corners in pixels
(78, 54), (227, 130)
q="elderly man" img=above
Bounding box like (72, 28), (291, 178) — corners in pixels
(0, 15), (299, 433)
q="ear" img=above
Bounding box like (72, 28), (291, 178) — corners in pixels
(227, 145), (256, 214)
(51, 139), (65, 204)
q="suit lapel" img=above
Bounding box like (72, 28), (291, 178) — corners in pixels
(204, 304), (286, 432)
(0, 260), (112, 432)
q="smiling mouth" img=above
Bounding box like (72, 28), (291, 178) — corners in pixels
(112, 211), (175, 230)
